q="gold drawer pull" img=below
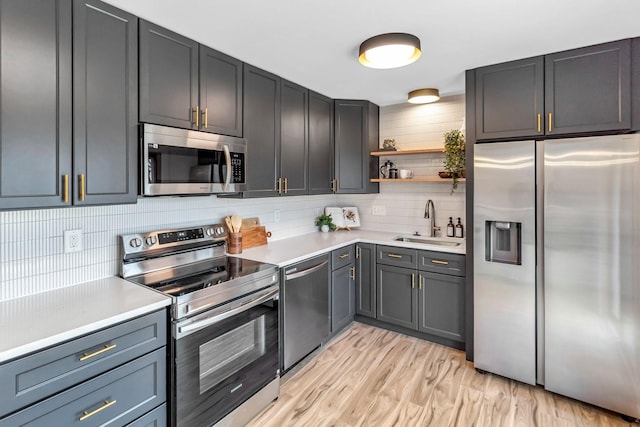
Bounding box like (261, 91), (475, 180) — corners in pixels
(431, 259), (449, 265)
(411, 273), (415, 289)
(548, 112), (553, 132)
(339, 253), (349, 259)
(79, 344), (117, 362)
(388, 253), (402, 259)
(79, 400), (116, 421)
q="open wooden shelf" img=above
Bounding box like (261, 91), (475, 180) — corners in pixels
(370, 148), (444, 156)
(370, 177), (466, 183)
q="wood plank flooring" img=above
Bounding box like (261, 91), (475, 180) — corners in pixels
(247, 322), (636, 427)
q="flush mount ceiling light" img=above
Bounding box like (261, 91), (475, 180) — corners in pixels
(408, 88), (440, 104)
(358, 33), (421, 69)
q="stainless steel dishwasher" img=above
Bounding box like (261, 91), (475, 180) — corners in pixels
(282, 254), (330, 371)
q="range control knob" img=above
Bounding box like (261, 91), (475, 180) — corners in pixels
(145, 236), (157, 246)
(129, 238), (142, 248)
(216, 226), (224, 235)
(206, 228), (214, 236)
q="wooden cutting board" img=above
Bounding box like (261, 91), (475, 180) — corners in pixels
(241, 226), (269, 249)
(242, 217), (261, 229)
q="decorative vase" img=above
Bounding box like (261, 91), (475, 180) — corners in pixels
(321, 225), (329, 233)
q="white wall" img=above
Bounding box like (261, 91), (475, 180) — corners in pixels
(0, 94), (466, 301)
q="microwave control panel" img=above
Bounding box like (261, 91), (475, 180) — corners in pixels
(230, 152), (245, 183)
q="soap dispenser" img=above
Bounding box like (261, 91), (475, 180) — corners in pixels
(447, 217), (455, 237)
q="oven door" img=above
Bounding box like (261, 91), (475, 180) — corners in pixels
(172, 286), (279, 427)
(142, 123), (246, 195)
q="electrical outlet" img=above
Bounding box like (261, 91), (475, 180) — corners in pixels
(372, 205), (386, 216)
(64, 229), (83, 253)
(274, 210), (281, 222)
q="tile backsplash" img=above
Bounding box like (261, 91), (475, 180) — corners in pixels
(0, 94), (466, 301)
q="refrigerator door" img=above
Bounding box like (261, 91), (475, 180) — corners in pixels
(474, 141), (536, 385)
(544, 134), (640, 419)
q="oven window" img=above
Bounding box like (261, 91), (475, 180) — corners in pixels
(199, 315), (266, 394)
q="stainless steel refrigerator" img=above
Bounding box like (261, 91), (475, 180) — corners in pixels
(474, 134), (640, 419)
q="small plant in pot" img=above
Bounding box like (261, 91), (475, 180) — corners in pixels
(442, 129), (466, 193)
(315, 213), (336, 232)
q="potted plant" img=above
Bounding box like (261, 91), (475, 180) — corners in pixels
(443, 129), (466, 193)
(315, 213), (336, 232)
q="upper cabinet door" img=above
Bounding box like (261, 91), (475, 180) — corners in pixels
(242, 65), (280, 198)
(475, 56), (544, 141)
(0, 0), (72, 209)
(139, 20), (198, 129)
(199, 46), (243, 137)
(308, 91), (334, 195)
(73, 0), (138, 205)
(280, 80), (308, 196)
(545, 40), (631, 135)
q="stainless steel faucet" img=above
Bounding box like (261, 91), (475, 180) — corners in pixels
(424, 199), (440, 237)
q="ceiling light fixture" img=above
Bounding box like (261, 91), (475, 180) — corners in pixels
(408, 88), (440, 104)
(359, 33), (421, 69)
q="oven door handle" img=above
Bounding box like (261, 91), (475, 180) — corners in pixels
(222, 144), (232, 191)
(177, 285), (279, 337)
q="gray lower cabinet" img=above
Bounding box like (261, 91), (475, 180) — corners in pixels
(308, 91), (334, 195)
(376, 264), (418, 330)
(334, 100), (379, 194)
(418, 272), (465, 341)
(0, 0), (72, 209)
(331, 246), (356, 333)
(355, 243), (376, 318)
(0, 310), (167, 425)
(127, 403), (167, 427)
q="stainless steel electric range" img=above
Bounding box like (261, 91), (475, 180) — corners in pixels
(120, 224), (279, 427)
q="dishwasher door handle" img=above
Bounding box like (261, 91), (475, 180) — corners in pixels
(285, 260), (329, 280)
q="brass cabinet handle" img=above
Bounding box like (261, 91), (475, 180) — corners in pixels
(79, 344), (117, 362)
(335, 179), (339, 192)
(411, 273), (415, 289)
(330, 179), (335, 192)
(79, 174), (85, 201)
(350, 266), (355, 280)
(202, 107), (208, 128)
(62, 174), (69, 203)
(79, 400), (116, 421)
(339, 253), (349, 259)
(193, 106), (199, 127)
(537, 113), (541, 133)
(419, 275), (423, 290)
(277, 177), (282, 194)
(548, 112), (553, 132)
(388, 253), (402, 259)
(284, 177), (288, 194)
(356, 246), (360, 259)
(431, 259), (449, 265)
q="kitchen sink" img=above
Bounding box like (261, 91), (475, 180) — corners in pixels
(394, 236), (462, 247)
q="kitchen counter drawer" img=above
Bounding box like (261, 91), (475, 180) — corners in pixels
(127, 402), (166, 427)
(331, 245), (355, 270)
(377, 245), (418, 269)
(0, 309), (166, 417)
(418, 251), (466, 277)
(0, 347), (166, 426)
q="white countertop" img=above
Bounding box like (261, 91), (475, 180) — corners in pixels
(0, 277), (171, 363)
(235, 229), (465, 267)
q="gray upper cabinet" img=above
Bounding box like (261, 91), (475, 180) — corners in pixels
(475, 56), (544, 140)
(633, 38), (640, 131)
(308, 91), (334, 195)
(355, 243), (376, 318)
(242, 65), (281, 197)
(139, 20), (198, 130)
(474, 38), (632, 141)
(279, 80), (308, 196)
(545, 40), (631, 135)
(73, 0), (138, 205)
(199, 46), (243, 137)
(334, 100), (379, 194)
(0, 0), (72, 209)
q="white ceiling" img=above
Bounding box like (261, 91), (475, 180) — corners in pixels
(104, 0), (640, 106)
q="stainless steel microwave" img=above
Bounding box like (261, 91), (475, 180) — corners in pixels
(141, 124), (247, 196)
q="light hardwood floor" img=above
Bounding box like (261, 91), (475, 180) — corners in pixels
(248, 322), (636, 427)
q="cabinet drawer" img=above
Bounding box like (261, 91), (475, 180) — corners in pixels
(0, 347), (166, 426)
(0, 310), (167, 416)
(377, 245), (417, 269)
(127, 403), (166, 427)
(419, 251), (466, 277)
(331, 245), (355, 270)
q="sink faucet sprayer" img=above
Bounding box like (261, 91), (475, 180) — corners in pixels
(424, 199), (440, 237)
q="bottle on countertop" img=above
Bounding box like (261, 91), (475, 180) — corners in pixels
(447, 217), (455, 237)
(455, 217), (464, 238)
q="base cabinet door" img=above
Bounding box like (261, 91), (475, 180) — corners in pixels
(376, 265), (417, 330)
(355, 243), (376, 318)
(418, 272), (464, 342)
(331, 263), (355, 333)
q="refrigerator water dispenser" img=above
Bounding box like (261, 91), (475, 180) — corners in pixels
(485, 221), (521, 265)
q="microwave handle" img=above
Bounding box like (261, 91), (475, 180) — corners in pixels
(223, 145), (232, 191)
